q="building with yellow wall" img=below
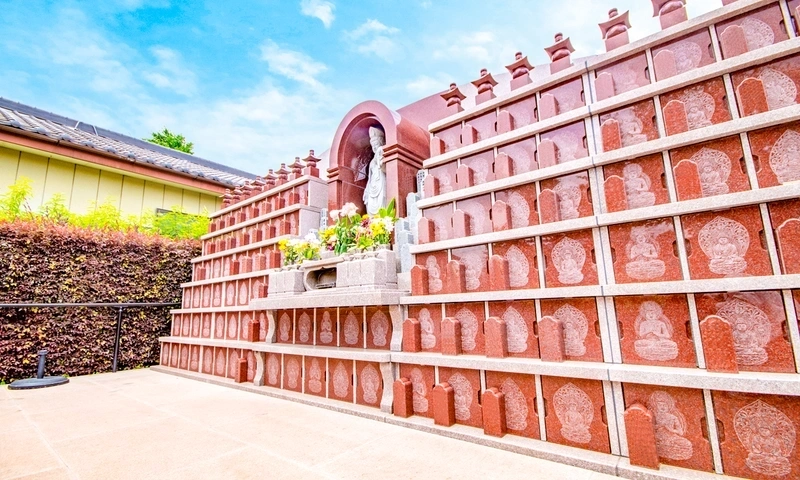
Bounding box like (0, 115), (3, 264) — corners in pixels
(0, 98), (254, 216)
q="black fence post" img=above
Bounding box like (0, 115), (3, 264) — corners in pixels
(112, 307), (124, 373)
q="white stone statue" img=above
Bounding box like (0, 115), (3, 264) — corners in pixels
(363, 126), (387, 215)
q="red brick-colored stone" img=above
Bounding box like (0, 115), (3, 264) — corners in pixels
(493, 152), (513, 180)
(432, 383), (456, 426)
(719, 25), (748, 59)
(410, 265), (429, 296)
(452, 209), (471, 237)
(444, 260), (466, 294)
(538, 315), (566, 362)
(622, 383), (714, 471)
(462, 124), (478, 146)
(695, 291), (795, 373)
(488, 254), (509, 291)
(417, 217), (435, 245)
(455, 164), (475, 190)
(663, 100), (689, 136)
(441, 316), (463, 356)
(491, 200), (511, 232)
(393, 378), (414, 418)
(497, 110), (514, 135)
(235, 358), (248, 383)
(700, 315), (739, 373)
(402, 318), (422, 352)
(712, 390), (800, 479)
(624, 404), (660, 469)
(601, 118), (621, 152)
(485, 316), (508, 358)
(541, 376), (610, 453)
(482, 387), (507, 437)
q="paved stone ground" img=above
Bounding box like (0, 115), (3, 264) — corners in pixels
(1, 369), (617, 480)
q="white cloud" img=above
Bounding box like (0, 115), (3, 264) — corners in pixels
(143, 46), (197, 96)
(259, 40), (328, 87)
(405, 73), (451, 97)
(300, 0), (335, 28)
(345, 19), (401, 61)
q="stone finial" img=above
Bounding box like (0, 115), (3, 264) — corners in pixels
(544, 33), (575, 74)
(277, 163), (289, 183)
(289, 157), (303, 180)
(440, 82), (467, 113)
(302, 149), (319, 168)
(302, 149), (320, 177)
(651, 0), (687, 29)
(253, 176), (266, 189)
(264, 169), (277, 188)
(222, 188), (233, 206)
(505, 51), (534, 90)
(471, 68), (498, 95)
(599, 8), (632, 51)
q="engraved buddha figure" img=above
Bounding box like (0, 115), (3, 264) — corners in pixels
(615, 108), (648, 146)
(648, 391), (693, 460)
(717, 298), (771, 366)
(680, 86), (715, 130)
(554, 182), (581, 220)
(370, 311), (389, 347)
(459, 249), (487, 291)
(557, 250), (583, 284)
(449, 373), (473, 421)
(419, 308), (436, 349)
(279, 313), (291, 342)
(361, 365), (380, 404)
(343, 312), (360, 345)
(634, 302), (678, 361)
(267, 355), (279, 385)
(410, 368), (429, 413)
(298, 313), (311, 342)
(625, 229), (666, 280)
(554, 383), (593, 444)
(426, 255), (443, 293)
(622, 163), (656, 209)
(456, 308), (479, 352)
(769, 129), (800, 184)
(555, 304), (588, 357)
(333, 362), (349, 398)
(699, 217), (749, 275)
(286, 359), (300, 389)
(308, 359), (323, 393)
(697, 159), (728, 197)
(439, 171), (454, 194)
(711, 236), (745, 272)
(319, 311), (334, 344)
(735, 400), (794, 476)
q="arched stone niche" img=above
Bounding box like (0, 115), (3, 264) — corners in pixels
(327, 100), (429, 218)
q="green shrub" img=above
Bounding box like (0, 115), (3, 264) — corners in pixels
(0, 177), (210, 240)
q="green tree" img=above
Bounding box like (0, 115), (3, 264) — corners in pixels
(145, 128), (194, 154)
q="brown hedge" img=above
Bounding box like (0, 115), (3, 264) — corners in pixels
(0, 221), (199, 382)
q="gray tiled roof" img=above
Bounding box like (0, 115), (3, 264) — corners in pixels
(0, 98), (255, 187)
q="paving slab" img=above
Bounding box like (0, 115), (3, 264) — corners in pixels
(1, 368), (618, 480)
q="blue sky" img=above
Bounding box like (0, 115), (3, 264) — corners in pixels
(1, 0), (719, 174)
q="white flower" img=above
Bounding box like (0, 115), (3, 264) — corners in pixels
(304, 232), (318, 242)
(330, 209), (340, 221)
(382, 217), (395, 233)
(341, 202), (359, 218)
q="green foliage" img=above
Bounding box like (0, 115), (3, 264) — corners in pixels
(0, 221), (198, 382)
(0, 178), (208, 240)
(149, 207), (210, 240)
(0, 177), (34, 221)
(144, 128), (194, 154)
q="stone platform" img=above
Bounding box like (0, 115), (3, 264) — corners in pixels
(1, 369), (619, 480)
